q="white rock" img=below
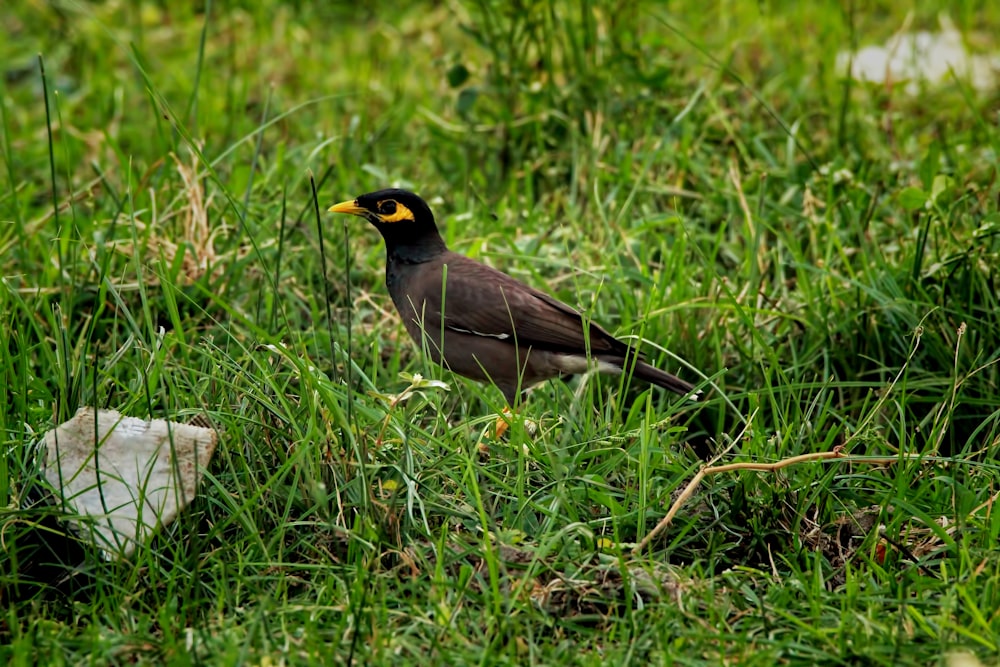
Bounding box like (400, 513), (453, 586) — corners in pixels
(43, 407), (218, 559)
(836, 15), (999, 94)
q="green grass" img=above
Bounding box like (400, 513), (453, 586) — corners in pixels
(3, 0), (1000, 664)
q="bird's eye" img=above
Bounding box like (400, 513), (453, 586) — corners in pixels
(379, 200), (397, 215)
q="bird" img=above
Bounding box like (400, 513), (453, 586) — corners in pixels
(329, 188), (700, 422)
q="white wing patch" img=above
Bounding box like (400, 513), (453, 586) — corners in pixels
(551, 355), (622, 375)
(448, 325), (510, 340)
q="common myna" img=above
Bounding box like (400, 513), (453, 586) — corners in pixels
(329, 189), (700, 411)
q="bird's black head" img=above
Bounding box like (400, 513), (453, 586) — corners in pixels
(329, 188), (435, 227)
(329, 188), (447, 262)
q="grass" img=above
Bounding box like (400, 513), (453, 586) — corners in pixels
(2, 0), (1000, 664)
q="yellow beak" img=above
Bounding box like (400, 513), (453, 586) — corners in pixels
(328, 199), (367, 216)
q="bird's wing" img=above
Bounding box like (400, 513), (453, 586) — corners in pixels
(415, 253), (630, 356)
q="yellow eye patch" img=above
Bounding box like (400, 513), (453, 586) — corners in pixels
(377, 200), (415, 223)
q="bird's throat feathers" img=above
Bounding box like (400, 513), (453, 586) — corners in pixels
(375, 219), (448, 264)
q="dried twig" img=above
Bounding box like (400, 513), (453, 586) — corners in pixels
(632, 445), (927, 555)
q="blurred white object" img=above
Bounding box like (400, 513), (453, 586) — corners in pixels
(836, 14), (1000, 94)
(43, 407), (218, 559)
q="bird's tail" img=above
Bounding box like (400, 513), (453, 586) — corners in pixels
(630, 360), (701, 399)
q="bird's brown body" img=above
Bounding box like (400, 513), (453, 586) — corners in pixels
(330, 189), (698, 406)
